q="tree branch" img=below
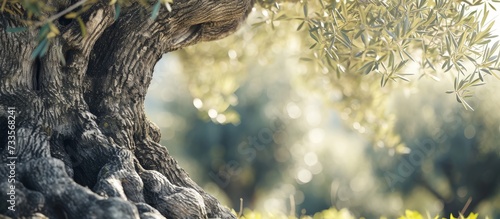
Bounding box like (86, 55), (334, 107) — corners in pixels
(417, 174), (448, 203)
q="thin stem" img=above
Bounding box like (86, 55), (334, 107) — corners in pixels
(237, 198), (243, 218)
(460, 197), (472, 215)
(1, 0), (7, 12)
(34, 0), (88, 26)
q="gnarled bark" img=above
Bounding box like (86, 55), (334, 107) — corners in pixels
(0, 0), (254, 218)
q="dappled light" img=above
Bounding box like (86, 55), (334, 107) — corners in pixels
(144, 1), (500, 218)
(3, 0), (500, 218)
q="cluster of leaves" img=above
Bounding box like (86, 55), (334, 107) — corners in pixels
(237, 0), (500, 149)
(235, 208), (483, 219)
(283, 0), (500, 110)
(171, 0), (500, 151)
(176, 3), (402, 148)
(249, 2), (404, 149)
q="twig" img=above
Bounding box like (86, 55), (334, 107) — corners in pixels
(237, 198), (243, 218)
(1, 0), (7, 12)
(290, 194), (296, 218)
(34, 0), (87, 26)
(460, 197), (472, 216)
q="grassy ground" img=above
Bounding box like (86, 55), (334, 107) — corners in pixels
(235, 208), (481, 219)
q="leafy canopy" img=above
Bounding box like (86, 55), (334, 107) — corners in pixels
(177, 0), (500, 150)
(262, 0), (500, 111)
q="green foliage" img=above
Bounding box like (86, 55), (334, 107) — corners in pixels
(195, 0), (499, 151)
(236, 208), (483, 219)
(178, 0), (500, 148)
(268, 0), (500, 110)
(269, 0), (500, 148)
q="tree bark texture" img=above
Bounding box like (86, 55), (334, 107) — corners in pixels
(0, 0), (254, 218)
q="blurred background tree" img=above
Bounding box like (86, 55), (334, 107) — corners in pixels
(145, 0), (500, 218)
(369, 80), (500, 217)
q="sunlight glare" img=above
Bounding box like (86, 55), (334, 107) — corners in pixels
(286, 102), (302, 119)
(304, 152), (318, 166)
(193, 98), (203, 109)
(297, 169), (313, 184)
(308, 128), (325, 144)
(208, 109), (218, 118)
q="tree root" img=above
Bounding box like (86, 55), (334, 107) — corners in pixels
(0, 121), (233, 218)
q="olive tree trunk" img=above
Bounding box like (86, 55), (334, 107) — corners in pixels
(0, 0), (253, 218)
